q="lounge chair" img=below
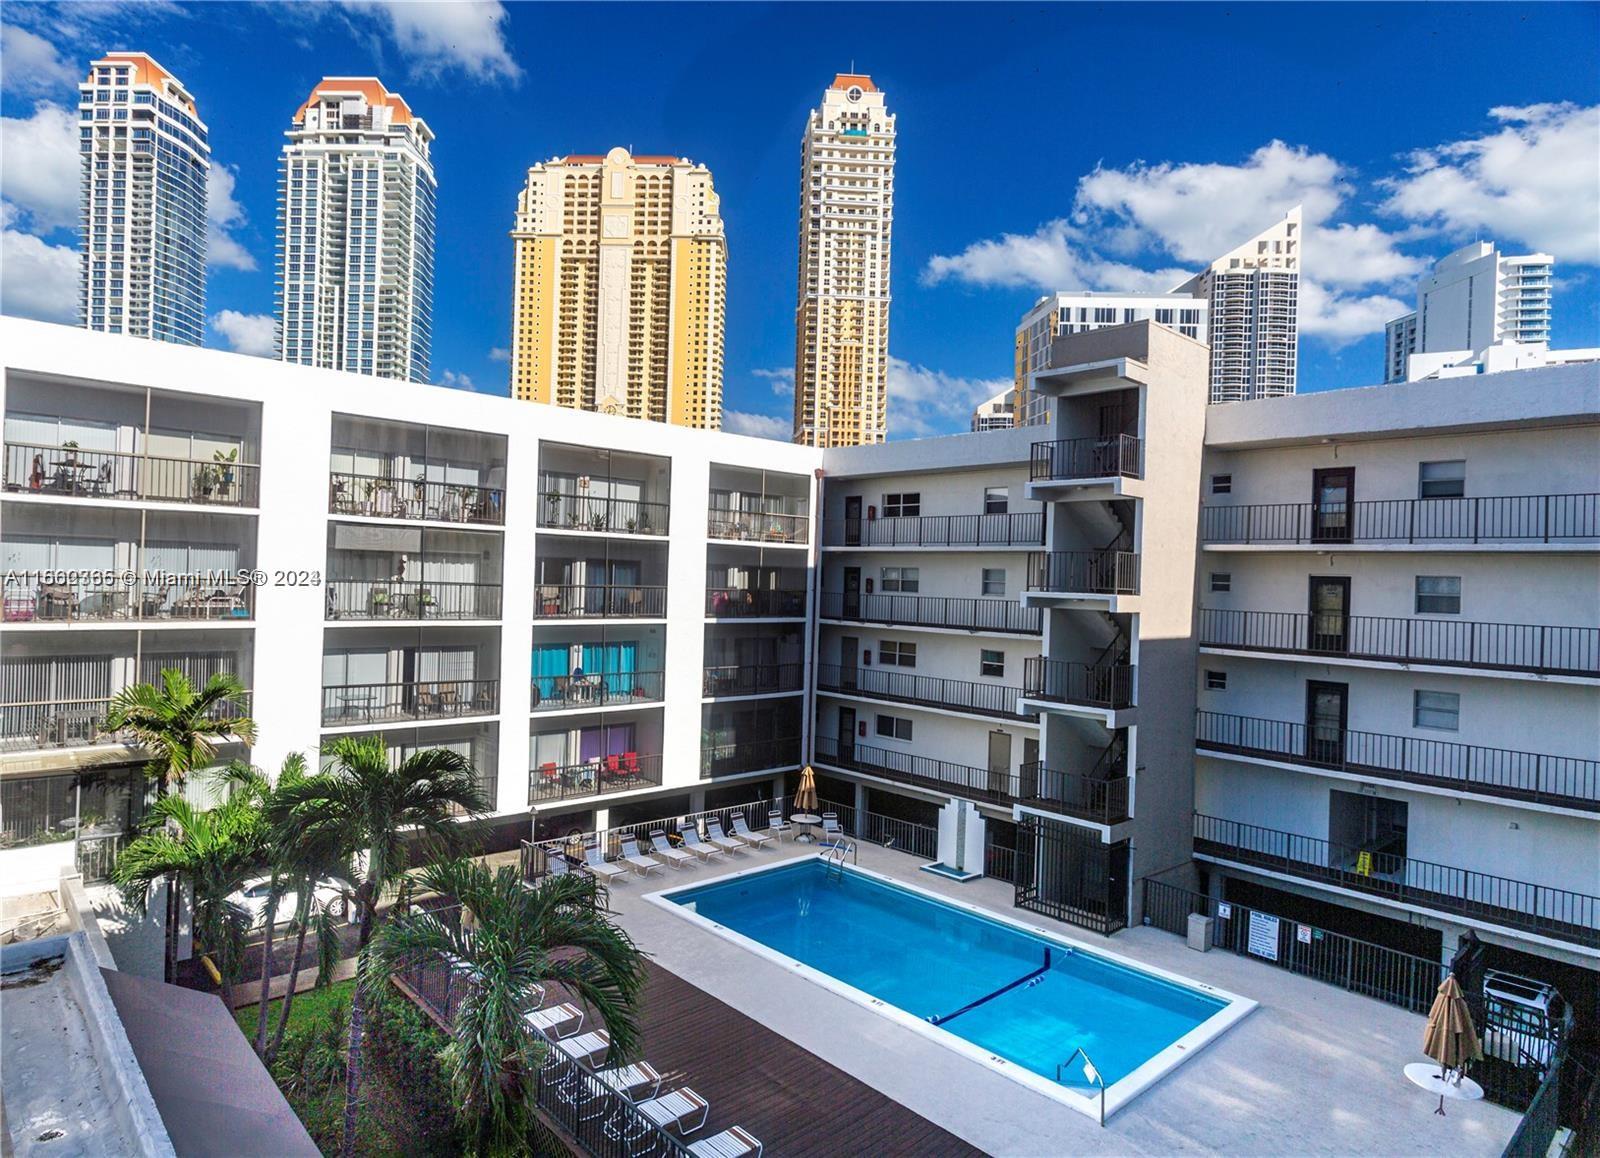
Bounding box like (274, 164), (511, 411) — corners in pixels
(554, 1029), (610, 1063)
(729, 814), (774, 849)
(689, 1126), (764, 1157)
(701, 817), (746, 856)
(766, 810), (792, 840)
(820, 813), (845, 845)
(544, 851), (576, 879)
(583, 844), (628, 884)
(526, 1002), (584, 1037)
(618, 836), (662, 876)
(679, 826), (727, 862)
(597, 1060), (662, 1100)
(635, 1088), (710, 1135)
(646, 830), (696, 869)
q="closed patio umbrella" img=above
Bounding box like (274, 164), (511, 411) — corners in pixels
(794, 765), (819, 812)
(1420, 975), (1483, 1114)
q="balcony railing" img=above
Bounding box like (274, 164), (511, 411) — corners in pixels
(1026, 550), (1141, 595)
(326, 579), (502, 621)
(700, 736), (804, 778)
(1198, 608), (1599, 677)
(328, 471), (504, 525)
(1, 694), (252, 753)
(1196, 711), (1600, 812)
(704, 588), (807, 618)
(528, 752), (663, 805)
(320, 678), (499, 726)
(818, 590), (1041, 634)
(705, 509), (808, 544)
(4, 441), (261, 507)
(822, 511), (1044, 548)
(533, 584), (667, 619)
(1029, 435), (1143, 482)
(530, 670), (664, 712)
(702, 663), (804, 697)
(538, 490), (669, 536)
(4, 575), (255, 623)
(1200, 493), (1600, 545)
(1022, 657), (1135, 710)
(815, 662), (1032, 720)
(1193, 813), (1600, 948)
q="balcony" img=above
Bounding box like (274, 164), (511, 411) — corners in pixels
(821, 512), (1044, 548)
(703, 663), (804, 698)
(700, 736), (803, 778)
(1022, 657), (1135, 710)
(326, 580), (501, 622)
(533, 584), (667, 620)
(528, 753), (662, 806)
(0, 693), (251, 754)
(1193, 813), (1600, 949)
(4, 575), (254, 624)
(328, 472), (504, 525)
(5, 441), (260, 507)
(1029, 435), (1143, 482)
(1200, 493), (1600, 546)
(330, 414), (508, 527)
(530, 670), (664, 713)
(705, 588), (806, 618)
(708, 464), (810, 546)
(538, 486), (669, 536)
(818, 591), (1040, 634)
(815, 663), (1032, 721)
(1198, 609), (1599, 678)
(1026, 550), (1140, 596)
(705, 509), (808, 545)
(320, 678), (499, 727)
(1196, 711), (1599, 812)
(538, 446), (671, 537)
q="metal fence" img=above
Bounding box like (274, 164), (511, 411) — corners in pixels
(326, 579), (502, 621)
(1200, 493), (1600, 545)
(702, 664), (805, 697)
(320, 678), (499, 726)
(1029, 435), (1144, 482)
(822, 511), (1044, 548)
(1021, 657), (1134, 709)
(816, 662), (1032, 720)
(704, 588), (806, 618)
(529, 754), (664, 806)
(329, 471), (503, 524)
(519, 796), (789, 880)
(5, 440), (262, 507)
(705, 509), (807, 544)
(534, 584), (668, 619)
(531, 671), (665, 712)
(818, 591), (1041, 634)
(700, 737), (803, 778)
(1026, 550), (1141, 596)
(1014, 815), (1128, 935)
(539, 489), (670, 536)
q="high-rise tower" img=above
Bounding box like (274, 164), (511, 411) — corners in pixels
(78, 52), (210, 345)
(277, 78), (436, 382)
(792, 74), (896, 447)
(508, 148), (726, 428)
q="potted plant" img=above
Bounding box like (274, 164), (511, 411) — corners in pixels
(589, 510), (607, 532)
(370, 589), (390, 615)
(543, 491), (562, 525)
(418, 587), (436, 616)
(192, 461), (220, 499)
(412, 472), (427, 502)
(637, 510), (653, 534)
(61, 440), (81, 467)
(624, 517), (638, 533)
(212, 448), (238, 499)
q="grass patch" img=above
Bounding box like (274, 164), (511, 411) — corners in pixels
(233, 979), (355, 1040)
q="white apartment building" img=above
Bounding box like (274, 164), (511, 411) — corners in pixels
(277, 78), (437, 383)
(792, 75), (896, 448)
(970, 389), (1015, 432)
(1384, 242), (1555, 382)
(1195, 368), (1599, 987)
(78, 52), (210, 346)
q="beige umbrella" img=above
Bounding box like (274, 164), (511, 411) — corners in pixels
(1421, 975), (1483, 1113)
(794, 765), (819, 812)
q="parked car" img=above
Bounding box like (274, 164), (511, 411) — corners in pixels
(228, 875), (352, 930)
(1481, 970), (1564, 1069)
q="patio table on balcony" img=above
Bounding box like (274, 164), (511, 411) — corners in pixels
(337, 688), (377, 722)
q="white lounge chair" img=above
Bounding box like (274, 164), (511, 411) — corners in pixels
(583, 844), (628, 884)
(766, 810), (792, 840)
(689, 1125), (764, 1157)
(678, 827), (726, 862)
(635, 1087), (710, 1135)
(597, 1060), (662, 1100)
(554, 1029), (610, 1063)
(729, 814), (773, 849)
(618, 835), (662, 876)
(526, 1002), (584, 1037)
(820, 813), (845, 845)
(700, 817), (745, 856)
(647, 829), (697, 869)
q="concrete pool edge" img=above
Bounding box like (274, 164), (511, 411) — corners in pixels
(643, 854), (1258, 1122)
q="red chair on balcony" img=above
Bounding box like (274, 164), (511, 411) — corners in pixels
(538, 761), (559, 789)
(603, 754), (622, 782)
(622, 751), (641, 781)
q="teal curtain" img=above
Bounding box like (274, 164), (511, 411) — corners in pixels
(532, 645), (568, 699)
(582, 642), (637, 695)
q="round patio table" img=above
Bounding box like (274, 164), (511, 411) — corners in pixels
(1403, 1063), (1483, 1116)
(790, 813), (821, 843)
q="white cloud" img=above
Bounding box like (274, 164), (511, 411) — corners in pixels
(1, 25), (79, 95)
(337, 1), (521, 83)
(722, 411), (790, 440)
(205, 164), (257, 271)
(437, 369), (476, 390)
(209, 311), (277, 356)
(1, 102), (80, 233)
(888, 357), (1009, 440)
(488, 346), (510, 362)
(1381, 103), (1600, 264)
(1, 226), (78, 322)
(1297, 280), (1412, 345)
(752, 367), (795, 397)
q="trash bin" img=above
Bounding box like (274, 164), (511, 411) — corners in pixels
(1187, 912), (1215, 952)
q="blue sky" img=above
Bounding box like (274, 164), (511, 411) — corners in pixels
(3, 2), (1597, 438)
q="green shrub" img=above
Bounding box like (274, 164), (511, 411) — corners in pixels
(364, 983), (463, 1153)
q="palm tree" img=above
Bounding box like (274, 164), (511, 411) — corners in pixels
(364, 859), (647, 1155)
(269, 736), (488, 1158)
(112, 794), (265, 1007)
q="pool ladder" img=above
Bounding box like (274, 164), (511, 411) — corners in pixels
(1056, 1046), (1106, 1127)
(822, 839), (857, 881)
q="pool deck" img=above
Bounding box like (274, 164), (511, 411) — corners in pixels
(607, 841), (1520, 1157)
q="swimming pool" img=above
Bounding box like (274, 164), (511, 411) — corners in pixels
(650, 857), (1254, 1119)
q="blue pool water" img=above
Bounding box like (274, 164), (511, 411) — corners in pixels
(668, 860), (1226, 1087)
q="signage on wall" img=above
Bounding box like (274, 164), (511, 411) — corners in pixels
(1216, 903), (1232, 920)
(1247, 911), (1281, 961)
(1297, 924), (1312, 944)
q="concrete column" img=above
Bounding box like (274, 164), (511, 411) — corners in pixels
(689, 789), (706, 814)
(593, 807), (610, 834)
(771, 775), (786, 810)
(853, 781), (868, 836)
(1206, 869), (1226, 902)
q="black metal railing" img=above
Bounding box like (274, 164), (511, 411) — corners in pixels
(1029, 435), (1143, 482)
(823, 511), (1044, 548)
(2, 694), (251, 753)
(328, 471), (504, 525)
(815, 663), (1032, 720)
(1200, 493), (1600, 545)
(702, 663), (804, 697)
(1141, 878), (1447, 1014)
(326, 579), (502, 621)
(530, 670), (664, 712)
(816, 797), (940, 861)
(818, 591), (1041, 634)
(1193, 814), (1600, 947)
(528, 753), (663, 805)
(705, 509), (808, 544)
(3, 574), (256, 622)
(539, 489), (670, 536)
(1026, 550), (1141, 596)
(4, 441), (261, 507)
(1014, 814), (1129, 935)
(1018, 760), (1131, 823)
(1021, 657), (1135, 709)
(700, 736), (803, 778)
(1198, 608), (1598, 676)
(320, 679), (499, 726)
(704, 588), (806, 618)
(533, 584), (667, 619)
(1196, 711), (1599, 811)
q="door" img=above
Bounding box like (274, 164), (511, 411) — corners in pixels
(987, 730), (1012, 797)
(1311, 468), (1354, 543)
(1305, 680), (1348, 766)
(843, 496), (863, 546)
(1019, 736), (1041, 799)
(837, 707), (857, 765)
(839, 636), (859, 690)
(842, 567), (861, 619)
(1307, 576), (1351, 653)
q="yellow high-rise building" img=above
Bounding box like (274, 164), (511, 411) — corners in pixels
(508, 147), (726, 428)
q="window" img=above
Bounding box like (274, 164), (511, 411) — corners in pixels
(984, 486), (1008, 515)
(1210, 573), (1232, 593)
(1211, 474), (1232, 495)
(1413, 690), (1460, 731)
(876, 714), (913, 741)
(980, 649), (1005, 678)
(981, 568), (1006, 597)
(880, 566), (919, 593)
(1205, 670), (1227, 691)
(1415, 576), (1462, 615)
(878, 641), (917, 667)
(1419, 460), (1465, 499)
(883, 492), (920, 517)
